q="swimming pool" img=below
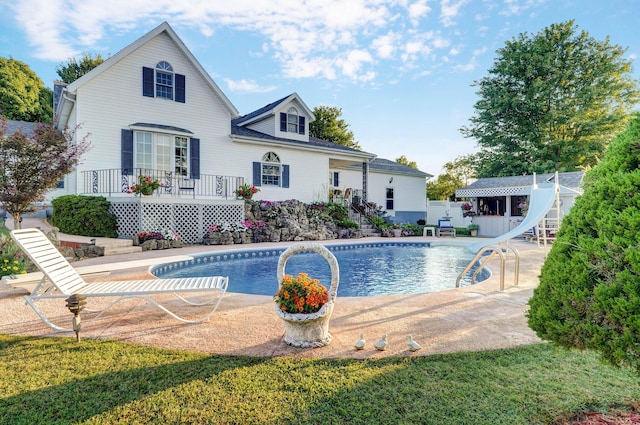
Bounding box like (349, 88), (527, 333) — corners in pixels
(151, 242), (490, 297)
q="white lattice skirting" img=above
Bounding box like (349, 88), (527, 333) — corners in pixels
(109, 198), (244, 244)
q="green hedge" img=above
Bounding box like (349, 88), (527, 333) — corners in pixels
(527, 114), (640, 371)
(51, 195), (118, 238)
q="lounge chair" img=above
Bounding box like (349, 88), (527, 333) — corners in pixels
(10, 228), (228, 332)
(437, 219), (456, 238)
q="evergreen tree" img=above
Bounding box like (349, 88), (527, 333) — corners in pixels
(528, 114), (640, 371)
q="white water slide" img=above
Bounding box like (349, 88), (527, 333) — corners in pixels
(467, 180), (559, 253)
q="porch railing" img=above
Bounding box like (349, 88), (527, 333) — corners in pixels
(80, 168), (245, 199)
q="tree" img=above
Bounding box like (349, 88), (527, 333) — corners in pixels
(527, 114), (640, 371)
(309, 106), (361, 150)
(460, 21), (640, 178)
(426, 173), (462, 200)
(426, 155), (477, 200)
(56, 53), (105, 84)
(395, 155), (418, 169)
(0, 57), (52, 123)
(0, 119), (90, 228)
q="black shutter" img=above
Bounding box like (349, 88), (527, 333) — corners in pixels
(142, 67), (154, 97)
(282, 164), (290, 188)
(298, 116), (305, 135)
(121, 129), (134, 175)
(253, 162), (261, 186)
(175, 74), (185, 103)
(280, 112), (287, 132)
(189, 138), (200, 179)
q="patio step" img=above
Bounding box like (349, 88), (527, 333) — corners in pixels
(360, 223), (380, 237)
(96, 239), (143, 256)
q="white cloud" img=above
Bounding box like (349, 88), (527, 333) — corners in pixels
(371, 32), (401, 59)
(7, 0), (487, 83)
(440, 0), (469, 27)
(224, 78), (276, 93)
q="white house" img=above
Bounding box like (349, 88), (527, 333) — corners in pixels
(46, 22), (429, 240)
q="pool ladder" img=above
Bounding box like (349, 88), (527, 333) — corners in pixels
(456, 245), (520, 291)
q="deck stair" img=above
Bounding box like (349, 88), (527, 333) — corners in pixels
(95, 238), (143, 256)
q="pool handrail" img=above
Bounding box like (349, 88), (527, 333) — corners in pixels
(456, 245), (520, 291)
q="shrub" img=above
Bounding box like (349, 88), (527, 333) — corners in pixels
(336, 219), (359, 229)
(324, 202), (349, 221)
(51, 195), (118, 238)
(527, 114), (640, 371)
(0, 235), (29, 277)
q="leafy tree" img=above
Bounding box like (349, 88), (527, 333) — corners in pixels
(309, 106), (361, 150)
(527, 114), (640, 371)
(461, 21), (640, 178)
(56, 53), (105, 84)
(0, 57), (52, 123)
(0, 119), (90, 228)
(426, 173), (462, 200)
(395, 155), (418, 169)
(426, 155), (477, 200)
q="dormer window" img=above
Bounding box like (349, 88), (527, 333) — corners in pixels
(142, 62), (186, 103)
(280, 107), (305, 135)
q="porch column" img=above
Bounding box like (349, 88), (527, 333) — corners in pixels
(361, 161), (368, 203)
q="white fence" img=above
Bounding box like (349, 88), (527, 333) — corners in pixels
(426, 200), (473, 228)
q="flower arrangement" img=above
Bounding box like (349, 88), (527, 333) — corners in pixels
(274, 272), (329, 314)
(207, 222), (247, 236)
(461, 202), (477, 217)
(0, 236), (28, 277)
(234, 183), (259, 199)
(242, 219), (266, 229)
(137, 229), (180, 243)
(518, 200), (529, 217)
(128, 175), (161, 196)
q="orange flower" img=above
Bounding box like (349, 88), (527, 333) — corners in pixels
(274, 272), (328, 314)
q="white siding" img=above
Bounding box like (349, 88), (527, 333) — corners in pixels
(247, 116), (275, 136)
(274, 100), (310, 142)
(70, 32), (233, 190)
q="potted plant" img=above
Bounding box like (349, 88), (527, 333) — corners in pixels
(128, 175), (161, 196)
(274, 243), (340, 348)
(467, 223), (480, 237)
(234, 183), (259, 200)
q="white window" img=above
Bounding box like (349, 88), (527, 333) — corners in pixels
(279, 108), (305, 135)
(134, 131), (188, 176)
(156, 61), (174, 100)
(262, 152), (281, 186)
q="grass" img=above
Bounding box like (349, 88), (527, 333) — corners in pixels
(1, 336), (639, 424)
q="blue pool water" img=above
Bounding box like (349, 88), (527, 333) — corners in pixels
(151, 242), (489, 297)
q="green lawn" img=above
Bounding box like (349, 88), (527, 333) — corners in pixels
(1, 335), (638, 424)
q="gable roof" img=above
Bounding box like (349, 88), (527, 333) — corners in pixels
(342, 157), (431, 178)
(231, 120), (374, 159)
(456, 171), (584, 197)
(55, 22), (239, 128)
(234, 93), (314, 127)
(4, 119), (38, 136)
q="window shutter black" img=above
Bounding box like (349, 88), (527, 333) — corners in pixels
(280, 113), (287, 132)
(298, 116), (305, 134)
(253, 161), (261, 186)
(282, 164), (290, 188)
(142, 67), (154, 97)
(121, 129), (134, 175)
(189, 138), (200, 179)
(175, 73), (185, 103)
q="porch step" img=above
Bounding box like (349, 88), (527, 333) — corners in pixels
(359, 223), (380, 237)
(96, 239), (143, 256)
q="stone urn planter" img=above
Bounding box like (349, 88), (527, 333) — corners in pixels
(275, 242), (340, 348)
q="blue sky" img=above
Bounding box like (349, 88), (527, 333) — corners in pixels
(1, 0), (638, 178)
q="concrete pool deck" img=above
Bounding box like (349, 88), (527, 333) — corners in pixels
(0, 219), (548, 358)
